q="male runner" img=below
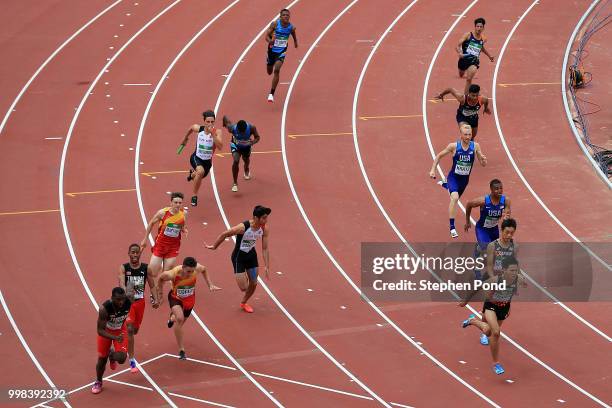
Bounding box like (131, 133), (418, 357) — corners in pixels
(118, 243), (157, 373)
(92, 287), (131, 394)
(265, 9), (298, 103)
(222, 115), (261, 192)
(456, 18), (495, 94)
(206, 205), (271, 313)
(178, 110), (223, 206)
(435, 84), (490, 139)
(429, 124), (487, 238)
(460, 256), (526, 375)
(158, 257), (220, 359)
(140, 192), (188, 294)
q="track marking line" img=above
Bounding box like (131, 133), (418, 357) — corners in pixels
(288, 132), (352, 138)
(498, 81), (560, 87)
(168, 392), (236, 408)
(106, 378), (153, 391)
(44, 137), (63, 140)
(359, 114), (421, 120)
(65, 188), (135, 197)
(215, 150), (281, 156)
(141, 170), (187, 176)
(122, 83), (152, 86)
(164, 353), (237, 370)
(0, 209), (60, 216)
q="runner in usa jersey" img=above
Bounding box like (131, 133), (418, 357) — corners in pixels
(158, 257), (220, 360)
(206, 205), (271, 314)
(430, 124), (487, 239)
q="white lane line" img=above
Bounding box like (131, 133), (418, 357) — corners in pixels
(282, 1), (498, 407)
(0, 289), (72, 408)
(493, 6), (612, 269)
(106, 378), (153, 391)
(168, 392), (237, 408)
(207, 1), (391, 406)
(420, 1), (611, 405)
(132, 1), (283, 406)
(58, 2), (184, 407)
(561, 0), (610, 187)
(123, 83), (152, 86)
(0, 0), (122, 136)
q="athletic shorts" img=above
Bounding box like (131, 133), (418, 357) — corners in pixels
(230, 143), (252, 159)
(126, 298), (145, 330)
(267, 49), (286, 65)
(167, 291), (194, 318)
(475, 225), (499, 251)
(456, 112), (479, 128)
(458, 55), (479, 71)
(97, 328), (128, 358)
(152, 240), (180, 259)
(232, 250), (258, 277)
(190, 153), (212, 177)
(483, 301), (510, 321)
(446, 172), (470, 198)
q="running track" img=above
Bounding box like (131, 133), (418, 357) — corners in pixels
(0, 1), (610, 407)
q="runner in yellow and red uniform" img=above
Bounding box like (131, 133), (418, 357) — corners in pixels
(140, 192), (188, 305)
(158, 257), (221, 359)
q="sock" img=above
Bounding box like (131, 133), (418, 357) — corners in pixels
(449, 219), (455, 230)
(270, 88), (276, 95)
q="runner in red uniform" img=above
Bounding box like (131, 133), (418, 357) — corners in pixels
(118, 243), (156, 373)
(92, 287), (131, 394)
(140, 192), (188, 304)
(157, 257), (221, 359)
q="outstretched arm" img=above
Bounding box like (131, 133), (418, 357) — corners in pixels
(291, 27), (298, 48)
(436, 87), (463, 103)
(198, 264), (221, 291)
(475, 142), (487, 167)
(140, 209), (164, 250)
(482, 96), (491, 114)
(96, 307), (121, 341)
(214, 128), (223, 150)
(481, 39), (494, 62)
(265, 22), (275, 44)
(464, 196), (485, 231)
(429, 142), (455, 179)
(205, 223), (246, 250)
(456, 32), (470, 57)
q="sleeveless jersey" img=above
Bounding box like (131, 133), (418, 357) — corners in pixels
(123, 262), (148, 300)
(230, 123), (252, 149)
(235, 220), (264, 254)
(490, 274), (518, 304)
(270, 20), (293, 53)
(102, 298), (132, 331)
(458, 95), (483, 118)
(195, 126), (216, 160)
(476, 195), (506, 229)
(155, 208), (185, 244)
(462, 32), (484, 58)
(492, 239), (515, 275)
(450, 141), (475, 177)
(170, 267), (197, 300)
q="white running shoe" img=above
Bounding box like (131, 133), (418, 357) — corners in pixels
(244, 172), (251, 180)
(450, 229), (459, 238)
(232, 184), (238, 192)
(267, 94), (274, 103)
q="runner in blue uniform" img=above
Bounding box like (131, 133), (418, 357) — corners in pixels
(456, 18), (495, 94)
(265, 9), (298, 103)
(222, 115), (261, 192)
(435, 84), (490, 139)
(429, 124), (487, 238)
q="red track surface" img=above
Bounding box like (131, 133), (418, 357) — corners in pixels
(1, 1), (610, 407)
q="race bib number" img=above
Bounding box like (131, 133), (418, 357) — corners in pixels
(454, 161), (472, 175)
(176, 287), (194, 298)
(274, 38), (288, 48)
(483, 217), (498, 228)
(462, 108), (477, 117)
(164, 223), (181, 237)
(466, 42), (482, 57)
(106, 317), (125, 330)
(236, 139), (251, 146)
(240, 239), (256, 252)
(197, 144), (213, 159)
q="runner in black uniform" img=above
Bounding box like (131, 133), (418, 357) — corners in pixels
(459, 256), (526, 375)
(435, 84), (490, 140)
(206, 205), (271, 313)
(456, 18), (495, 94)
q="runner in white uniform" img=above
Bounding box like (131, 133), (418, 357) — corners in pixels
(177, 110), (223, 207)
(206, 205), (271, 313)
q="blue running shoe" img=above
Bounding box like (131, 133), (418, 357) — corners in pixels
(493, 363), (504, 375)
(480, 333), (489, 345)
(437, 180), (448, 190)
(462, 314), (476, 328)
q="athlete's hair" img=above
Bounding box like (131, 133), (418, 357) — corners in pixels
(460, 123), (472, 134)
(502, 256), (519, 270)
(489, 179), (502, 189)
(170, 192), (184, 201)
(501, 218), (517, 231)
(237, 120), (247, 133)
(128, 243), (141, 252)
(280, 8), (290, 14)
(202, 110), (216, 120)
(183, 257), (197, 268)
(112, 287), (126, 297)
(253, 205), (272, 218)
(468, 84), (480, 94)
(474, 17), (486, 26)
